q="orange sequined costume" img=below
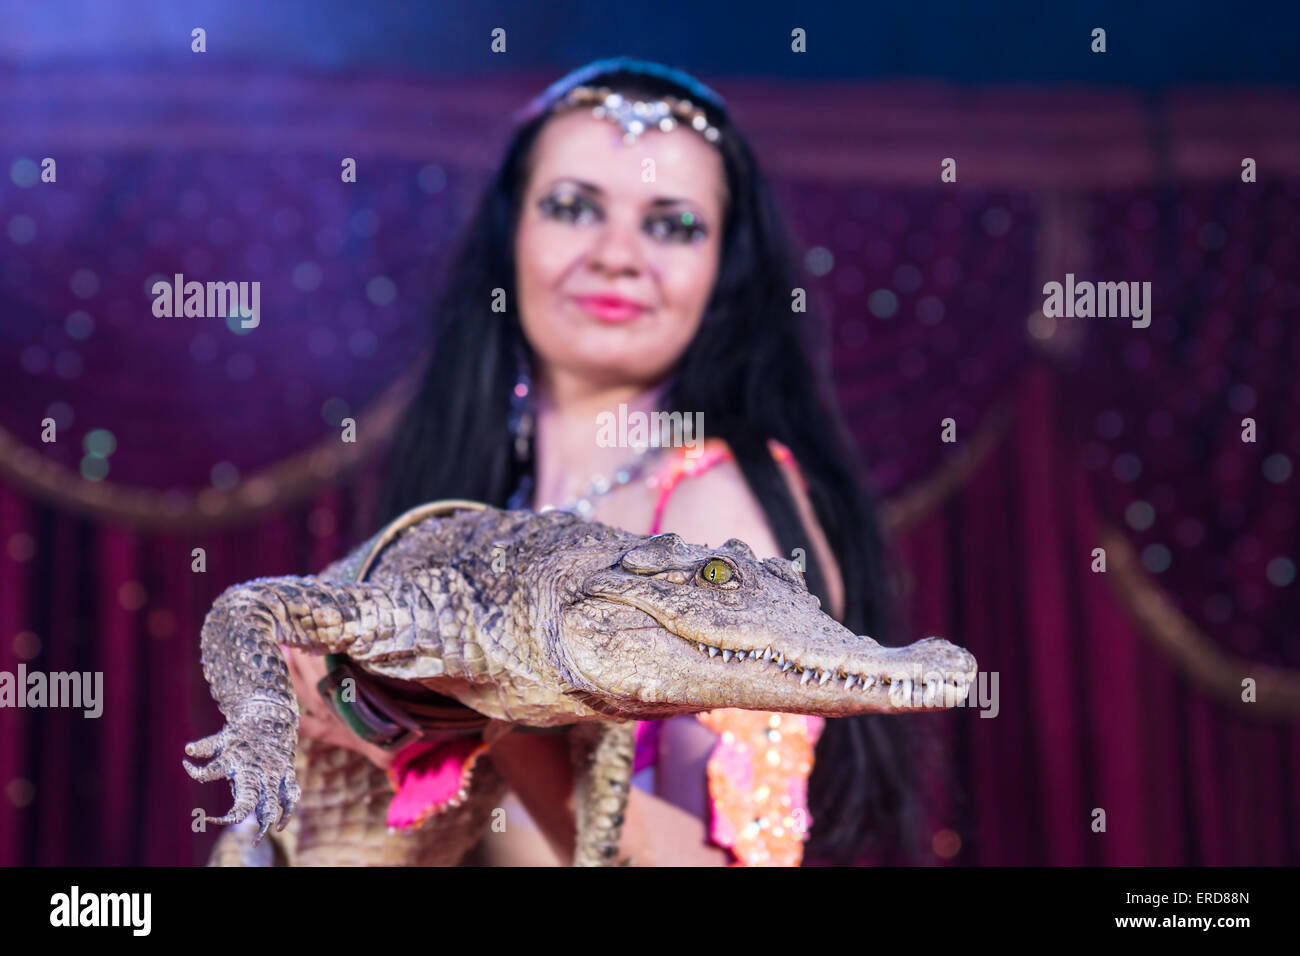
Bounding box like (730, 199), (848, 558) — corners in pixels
(633, 436), (825, 866)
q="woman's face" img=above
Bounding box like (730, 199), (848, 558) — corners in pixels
(514, 105), (728, 393)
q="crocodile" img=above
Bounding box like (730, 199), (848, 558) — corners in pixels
(184, 499), (978, 866)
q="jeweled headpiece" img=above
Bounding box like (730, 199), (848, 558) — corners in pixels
(555, 85), (723, 146)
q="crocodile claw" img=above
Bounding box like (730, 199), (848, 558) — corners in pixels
(184, 708), (300, 842)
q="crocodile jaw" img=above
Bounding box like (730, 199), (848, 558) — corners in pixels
(561, 598), (978, 718)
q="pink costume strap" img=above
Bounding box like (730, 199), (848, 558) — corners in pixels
(636, 436), (823, 865)
(647, 437), (803, 535)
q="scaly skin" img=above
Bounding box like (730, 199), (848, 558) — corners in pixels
(206, 737), (508, 866)
(186, 501), (978, 866)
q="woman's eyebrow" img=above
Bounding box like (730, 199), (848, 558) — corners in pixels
(543, 177), (603, 195)
(543, 177), (706, 209)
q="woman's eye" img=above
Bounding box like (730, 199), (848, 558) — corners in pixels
(645, 211), (707, 244)
(701, 558), (734, 586)
(539, 193), (600, 224)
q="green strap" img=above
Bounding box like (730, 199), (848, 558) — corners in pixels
(320, 653), (386, 742)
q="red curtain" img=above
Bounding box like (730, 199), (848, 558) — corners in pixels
(2, 69), (1296, 865)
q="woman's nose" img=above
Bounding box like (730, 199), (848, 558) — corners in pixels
(587, 215), (645, 276)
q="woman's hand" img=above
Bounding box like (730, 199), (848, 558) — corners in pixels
(283, 648), (729, 864)
(280, 645), (394, 771)
(486, 728), (731, 866)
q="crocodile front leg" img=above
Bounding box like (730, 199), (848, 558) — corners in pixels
(570, 720), (637, 866)
(183, 572), (457, 842)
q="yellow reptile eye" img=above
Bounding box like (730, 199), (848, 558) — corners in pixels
(701, 559), (733, 586)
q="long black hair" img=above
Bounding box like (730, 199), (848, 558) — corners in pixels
(380, 57), (937, 865)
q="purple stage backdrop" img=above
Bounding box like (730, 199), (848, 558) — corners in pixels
(1, 63), (1298, 865)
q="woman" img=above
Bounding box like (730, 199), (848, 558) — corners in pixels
(287, 58), (932, 866)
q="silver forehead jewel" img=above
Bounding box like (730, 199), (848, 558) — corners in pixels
(559, 85), (722, 146)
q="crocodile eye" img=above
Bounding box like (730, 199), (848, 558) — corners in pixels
(701, 558), (733, 586)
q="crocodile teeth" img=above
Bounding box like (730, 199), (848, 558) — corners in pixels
(697, 643), (706, 653)
(775, 652), (785, 666)
(762, 646), (774, 661)
(722, 650), (733, 663)
(707, 646), (719, 658)
(800, 669), (814, 685)
(844, 676), (858, 691)
(818, 670), (833, 686)
(862, 676), (875, 690)
(890, 678), (913, 705)
(782, 661), (795, 673)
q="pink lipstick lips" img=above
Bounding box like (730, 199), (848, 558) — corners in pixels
(573, 294), (649, 322)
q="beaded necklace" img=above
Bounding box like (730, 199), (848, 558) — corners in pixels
(505, 352), (673, 517)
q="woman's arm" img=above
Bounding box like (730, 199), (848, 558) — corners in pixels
(282, 644), (394, 770)
(284, 633), (734, 865)
(486, 731), (731, 866)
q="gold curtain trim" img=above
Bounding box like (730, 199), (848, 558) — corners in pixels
(1099, 521), (1300, 718)
(0, 374), (414, 531)
(1, 370), (1012, 533)
(867, 388), (1300, 720)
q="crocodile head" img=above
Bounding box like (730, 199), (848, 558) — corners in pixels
(555, 531), (978, 720)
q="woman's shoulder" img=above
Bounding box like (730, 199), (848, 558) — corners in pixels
(649, 439), (784, 556)
(651, 434), (845, 620)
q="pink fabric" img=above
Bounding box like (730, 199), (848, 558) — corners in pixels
(386, 736), (487, 829)
(632, 720), (661, 774)
(698, 711), (825, 865)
